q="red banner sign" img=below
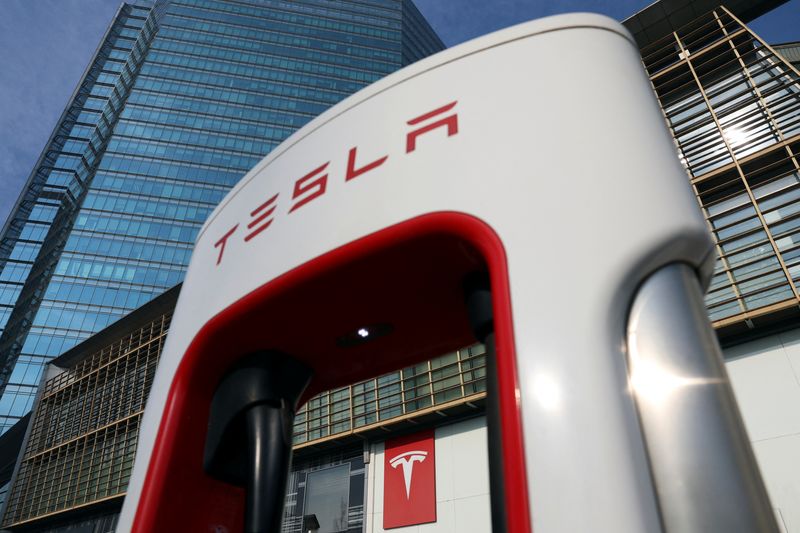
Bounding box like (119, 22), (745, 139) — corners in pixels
(383, 429), (436, 529)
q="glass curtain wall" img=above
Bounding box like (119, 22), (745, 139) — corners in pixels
(1, 311), (170, 529)
(293, 344), (487, 446)
(641, 6), (800, 329)
(0, 3), (160, 436)
(282, 449), (365, 533)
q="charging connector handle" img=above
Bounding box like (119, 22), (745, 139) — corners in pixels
(204, 352), (312, 533)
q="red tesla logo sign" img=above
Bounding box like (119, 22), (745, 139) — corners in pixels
(384, 429), (436, 529)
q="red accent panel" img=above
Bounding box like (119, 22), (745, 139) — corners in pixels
(132, 212), (531, 533)
(384, 429), (436, 529)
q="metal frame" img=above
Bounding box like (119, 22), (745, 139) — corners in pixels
(293, 344), (486, 446)
(1, 312), (169, 528)
(643, 6), (800, 329)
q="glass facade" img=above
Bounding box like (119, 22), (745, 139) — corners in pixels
(1, 308), (171, 528)
(0, 0), (444, 435)
(641, 7), (800, 332)
(283, 450), (366, 533)
(293, 344), (486, 446)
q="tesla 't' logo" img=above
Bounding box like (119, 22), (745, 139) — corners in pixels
(389, 450), (428, 499)
(384, 430), (435, 528)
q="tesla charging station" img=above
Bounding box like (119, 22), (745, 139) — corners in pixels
(117, 14), (778, 533)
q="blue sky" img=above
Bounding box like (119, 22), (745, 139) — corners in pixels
(1, 0), (798, 226)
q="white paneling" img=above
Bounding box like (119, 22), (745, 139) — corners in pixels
(752, 434), (800, 533)
(781, 329), (800, 387)
(433, 421), (455, 503)
(725, 334), (782, 361)
(448, 418), (489, 500)
(372, 441), (385, 516)
(726, 342), (800, 441)
(453, 495), (492, 533)
(365, 441), (384, 533)
(725, 328), (800, 533)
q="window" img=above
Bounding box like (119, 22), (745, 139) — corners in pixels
(304, 464), (351, 533)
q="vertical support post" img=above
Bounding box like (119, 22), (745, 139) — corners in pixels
(627, 264), (778, 533)
(464, 273), (506, 533)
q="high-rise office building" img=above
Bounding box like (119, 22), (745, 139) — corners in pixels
(0, 0), (444, 435)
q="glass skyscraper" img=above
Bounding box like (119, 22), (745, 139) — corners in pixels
(0, 0), (443, 434)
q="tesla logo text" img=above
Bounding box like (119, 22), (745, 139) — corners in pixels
(389, 450), (428, 499)
(213, 101), (459, 266)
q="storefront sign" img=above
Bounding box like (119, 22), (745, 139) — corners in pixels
(383, 429), (436, 528)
